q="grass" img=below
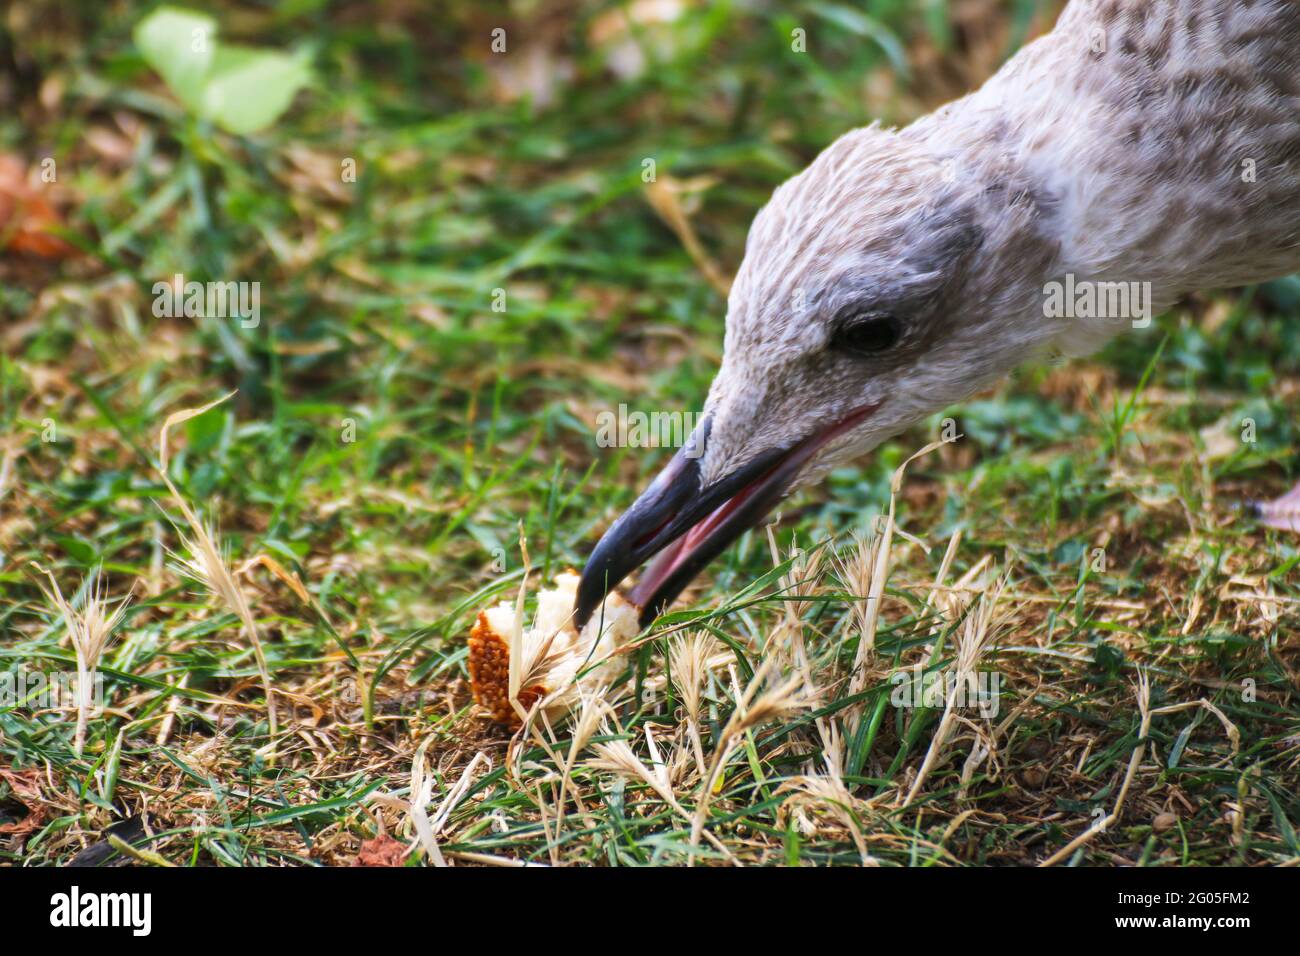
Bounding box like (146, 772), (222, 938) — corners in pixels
(2, 0), (1299, 867)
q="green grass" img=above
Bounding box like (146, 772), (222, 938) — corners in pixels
(2, 0), (1299, 867)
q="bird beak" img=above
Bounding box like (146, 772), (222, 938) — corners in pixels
(575, 405), (879, 629)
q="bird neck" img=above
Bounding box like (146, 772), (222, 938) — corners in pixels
(919, 0), (1300, 342)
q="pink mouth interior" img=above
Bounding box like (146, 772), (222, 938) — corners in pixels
(627, 468), (767, 607)
(626, 403), (880, 611)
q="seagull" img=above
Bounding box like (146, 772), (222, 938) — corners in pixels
(575, 0), (1300, 628)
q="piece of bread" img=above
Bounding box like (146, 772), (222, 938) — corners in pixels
(468, 571), (640, 724)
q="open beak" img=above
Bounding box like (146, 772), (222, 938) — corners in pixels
(575, 405), (879, 629)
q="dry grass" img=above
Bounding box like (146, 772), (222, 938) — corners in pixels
(34, 565), (129, 756)
(157, 393), (278, 753)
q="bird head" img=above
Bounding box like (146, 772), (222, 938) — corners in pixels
(576, 122), (1061, 628)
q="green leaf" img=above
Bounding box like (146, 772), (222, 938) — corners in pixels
(53, 535), (98, 566)
(184, 401), (226, 455)
(1167, 722), (1194, 769)
(133, 6), (217, 112)
(133, 7), (311, 135)
(198, 46), (313, 135)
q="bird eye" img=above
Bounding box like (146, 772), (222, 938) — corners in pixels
(831, 313), (901, 356)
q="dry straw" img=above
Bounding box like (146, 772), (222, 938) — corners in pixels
(36, 565), (129, 755)
(1039, 671), (1239, 866)
(554, 685), (613, 843)
(156, 392), (278, 751)
(689, 653), (808, 857)
(778, 724), (875, 865)
(669, 631), (715, 777)
(588, 721), (739, 863)
(838, 440), (946, 729)
(371, 740), (491, 866)
(643, 175), (732, 298)
(902, 572), (1008, 807)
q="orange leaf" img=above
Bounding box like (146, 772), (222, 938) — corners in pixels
(351, 832), (409, 867)
(0, 768), (50, 839)
(0, 154), (78, 260)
